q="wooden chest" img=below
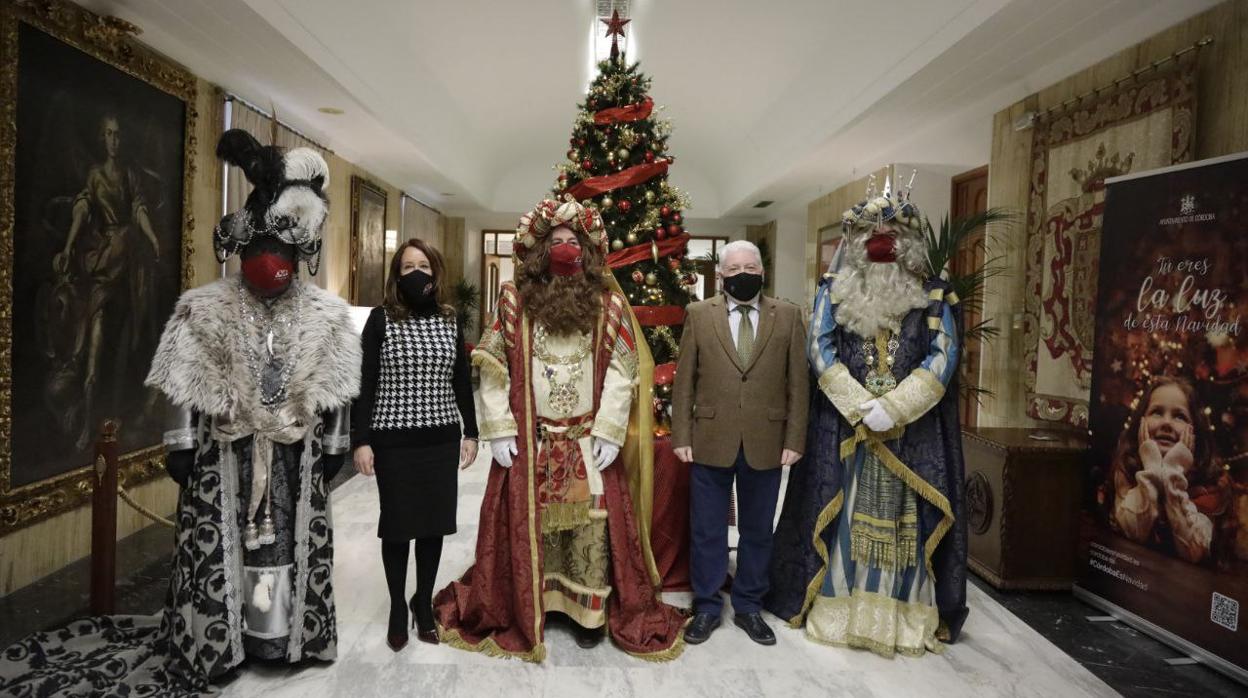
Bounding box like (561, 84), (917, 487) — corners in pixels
(962, 427), (1087, 590)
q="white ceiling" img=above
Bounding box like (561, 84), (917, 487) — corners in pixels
(78, 0), (1220, 219)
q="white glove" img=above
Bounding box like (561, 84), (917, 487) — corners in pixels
(491, 437), (518, 468)
(859, 399), (896, 433)
(592, 438), (620, 471)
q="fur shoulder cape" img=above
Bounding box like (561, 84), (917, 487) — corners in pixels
(146, 276), (361, 422)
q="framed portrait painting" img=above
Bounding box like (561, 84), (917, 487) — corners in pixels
(350, 176), (387, 307)
(0, 0), (197, 535)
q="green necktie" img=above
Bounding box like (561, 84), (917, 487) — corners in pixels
(735, 304), (754, 366)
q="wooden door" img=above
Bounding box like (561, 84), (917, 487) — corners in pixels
(950, 166), (988, 428)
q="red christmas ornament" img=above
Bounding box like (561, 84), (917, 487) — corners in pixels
(673, 212), (683, 224)
(660, 205), (672, 218)
(644, 151), (655, 163)
(578, 138), (587, 147)
(587, 99), (597, 110)
(656, 227), (667, 240)
(617, 199), (632, 213)
(667, 223), (682, 236)
(631, 270), (644, 284)
(581, 159), (593, 171)
(569, 137), (577, 146)
(668, 258), (680, 270)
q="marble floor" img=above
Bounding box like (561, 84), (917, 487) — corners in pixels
(208, 450), (1119, 698)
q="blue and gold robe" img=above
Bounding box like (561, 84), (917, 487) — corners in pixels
(766, 275), (969, 657)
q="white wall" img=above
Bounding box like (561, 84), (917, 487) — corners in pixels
(772, 212), (808, 307)
(892, 163), (955, 229)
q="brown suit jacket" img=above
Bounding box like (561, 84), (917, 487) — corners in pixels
(671, 294), (809, 470)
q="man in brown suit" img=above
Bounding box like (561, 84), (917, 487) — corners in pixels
(672, 240), (809, 646)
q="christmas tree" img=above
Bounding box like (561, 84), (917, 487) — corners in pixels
(551, 13), (698, 418)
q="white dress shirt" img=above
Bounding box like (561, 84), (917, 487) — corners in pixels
(726, 296), (760, 349)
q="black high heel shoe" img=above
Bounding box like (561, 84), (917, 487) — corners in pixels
(386, 603), (409, 652)
(409, 594), (439, 645)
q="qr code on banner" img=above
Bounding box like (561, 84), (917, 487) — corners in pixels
(1211, 592), (1239, 631)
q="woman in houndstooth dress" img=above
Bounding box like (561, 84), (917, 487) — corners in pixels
(351, 238), (478, 651)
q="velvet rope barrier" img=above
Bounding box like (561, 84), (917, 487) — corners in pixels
(593, 97), (655, 125)
(564, 161), (669, 201)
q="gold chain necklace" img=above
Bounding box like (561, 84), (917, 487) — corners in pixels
(862, 330), (900, 396)
(533, 324), (592, 417)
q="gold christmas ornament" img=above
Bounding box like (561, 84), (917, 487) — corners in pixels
(651, 241), (660, 264)
(644, 190), (656, 203)
(611, 239), (624, 251)
(645, 272), (658, 286)
(626, 231), (639, 245)
(602, 196), (614, 209)
(616, 147), (630, 161)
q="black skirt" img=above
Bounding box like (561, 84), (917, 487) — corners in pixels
(373, 440), (459, 540)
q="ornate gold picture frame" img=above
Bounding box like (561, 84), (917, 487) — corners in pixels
(349, 175), (387, 307)
(0, 0), (198, 535)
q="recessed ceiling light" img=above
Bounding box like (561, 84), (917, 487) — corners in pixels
(753, 200), (774, 208)
(317, 106), (345, 115)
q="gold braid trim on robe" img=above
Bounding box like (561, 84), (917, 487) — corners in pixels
(839, 425), (954, 580)
(604, 273), (662, 588)
(788, 490), (845, 628)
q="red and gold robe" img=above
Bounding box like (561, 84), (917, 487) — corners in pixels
(434, 282), (685, 661)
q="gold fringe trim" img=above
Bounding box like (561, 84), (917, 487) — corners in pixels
(541, 501), (593, 533)
(623, 633), (686, 663)
(789, 490), (845, 628)
(471, 350), (508, 383)
(849, 533), (918, 572)
(838, 428), (955, 580)
(437, 625), (547, 663)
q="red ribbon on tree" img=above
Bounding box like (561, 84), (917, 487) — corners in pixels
(564, 161), (669, 201)
(653, 362), (677, 386)
(606, 233), (690, 269)
(593, 97), (655, 125)
(631, 306), (686, 327)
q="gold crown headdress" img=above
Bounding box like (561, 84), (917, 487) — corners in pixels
(515, 194), (608, 260)
(841, 171), (922, 232)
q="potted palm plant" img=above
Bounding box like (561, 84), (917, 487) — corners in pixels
(923, 208), (1016, 404)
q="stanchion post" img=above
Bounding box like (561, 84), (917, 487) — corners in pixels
(89, 419), (119, 616)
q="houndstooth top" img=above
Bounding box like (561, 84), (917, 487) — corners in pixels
(350, 305), (478, 449)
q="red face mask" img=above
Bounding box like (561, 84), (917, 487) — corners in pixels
(865, 233), (897, 263)
(548, 242), (583, 276)
(242, 252), (295, 296)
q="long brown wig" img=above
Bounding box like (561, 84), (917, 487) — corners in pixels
(382, 238), (455, 321)
(516, 227), (607, 336)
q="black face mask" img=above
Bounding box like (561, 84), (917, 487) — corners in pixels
(723, 272), (763, 302)
(398, 269), (437, 310)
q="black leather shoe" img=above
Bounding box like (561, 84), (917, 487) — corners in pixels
(684, 612), (721, 645)
(386, 604), (409, 652)
(733, 612), (776, 646)
(573, 623), (604, 649)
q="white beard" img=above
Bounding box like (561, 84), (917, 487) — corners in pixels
(829, 228), (929, 338)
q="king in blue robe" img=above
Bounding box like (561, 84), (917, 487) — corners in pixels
(766, 186), (969, 657)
